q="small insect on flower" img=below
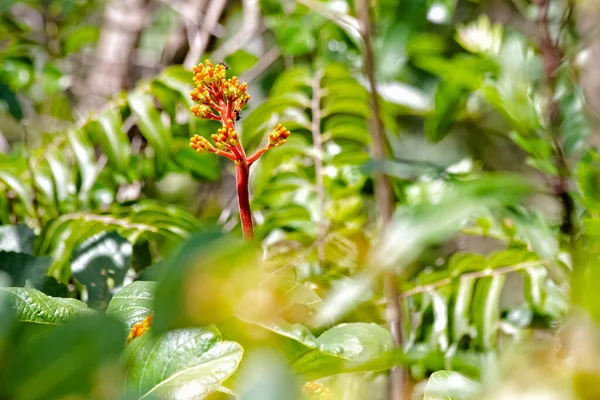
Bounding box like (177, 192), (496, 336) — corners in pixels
(233, 109), (242, 121)
(217, 61), (229, 70)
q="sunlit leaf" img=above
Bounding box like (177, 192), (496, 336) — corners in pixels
(124, 327), (243, 399)
(106, 281), (155, 329)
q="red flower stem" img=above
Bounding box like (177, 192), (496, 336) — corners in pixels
(235, 161), (254, 240)
(247, 145), (270, 165)
(212, 149), (237, 161)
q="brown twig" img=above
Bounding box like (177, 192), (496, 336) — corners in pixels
(355, 0), (408, 399)
(239, 47), (281, 83)
(184, 0), (227, 68)
(535, 0), (575, 239)
(210, 0), (261, 61)
(311, 70), (327, 262)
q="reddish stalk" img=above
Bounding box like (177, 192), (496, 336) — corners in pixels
(235, 161), (254, 240)
(188, 60), (291, 242)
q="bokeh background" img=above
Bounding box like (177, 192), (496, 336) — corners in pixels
(2, 0), (600, 399)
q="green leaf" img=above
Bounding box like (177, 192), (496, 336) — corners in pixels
(452, 277), (477, 343)
(128, 90), (172, 175)
(423, 370), (481, 400)
(2, 315), (126, 400)
(472, 274), (505, 350)
(153, 229), (257, 333)
(45, 151), (72, 207)
(429, 290), (450, 351)
(425, 80), (469, 142)
(0, 170), (34, 216)
(38, 203), (198, 282)
(1, 287), (94, 336)
(91, 108), (131, 172)
(0, 81), (23, 120)
(124, 327), (243, 399)
(172, 139), (220, 181)
(71, 232), (132, 310)
(521, 264), (548, 314)
(0, 224), (35, 254)
(318, 175), (533, 323)
(106, 281), (155, 329)
(291, 323), (394, 379)
(68, 129), (96, 204)
(61, 25), (100, 55)
(274, 18), (316, 56)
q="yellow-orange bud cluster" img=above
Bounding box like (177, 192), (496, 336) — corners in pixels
(189, 134), (213, 152)
(211, 126), (239, 148)
(268, 124), (291, 147)
(188, 60), (290, 164)
(127, 313), (153, 343)
(189, 60), (250, 123)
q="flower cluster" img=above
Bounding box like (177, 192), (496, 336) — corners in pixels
(127, 313), (153, 343)
(188, 60), (289, 166)
(268, 124), (291, 147)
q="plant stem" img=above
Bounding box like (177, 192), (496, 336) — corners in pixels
(311, 70), (326, 262)
(536, 0), (576, 239)
(235, 161), (254, 241)
(355, 0), (409, 398)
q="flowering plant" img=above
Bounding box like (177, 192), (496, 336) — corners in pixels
(189, 60), (290, 240)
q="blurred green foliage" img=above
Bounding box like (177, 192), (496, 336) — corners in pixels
(1, 0), (600, 399)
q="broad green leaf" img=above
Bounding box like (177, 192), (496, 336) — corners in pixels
(0, 170), (34, 216)
(61, 25), (99, 54)
(0, 224), (35, 254)
(452, 277), (476, 342)
(172, 139), (220, 181)
(92, 108), (131, 171)
(38, 203), (198, 281)
(68, 129), (96, 203)
(1, 287), (94, 326)
(270, 66), (312, 97)
(71, 232), (132, 309)
(472, 274), (505, 350)
(423, 370), (481, 400)
(153, 229), (258, 333)
(128, 90), (172, 175)
(2, 315), (126, 400)
(238, 318), (397, 380)
(430, 290), (450, 351)
(274, 18), (316, 56)
(45, 151), (72, 207)
(124, 327), (243, 399)
(106, 281), (155, 328)
(425, 80), (469, 142)
(323, 116), (370, 144)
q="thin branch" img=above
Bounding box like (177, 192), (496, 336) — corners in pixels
(152, 0), (225, 36)
(211, 0), (261, 61)
(184, 0), (227, 69)
(311, 70), (326, 263)
(298, 0), (360, 36)
(355, 0), (408, 398)
(399, 261), (546, 299)
(239, 47), (281, 83)
(21, 122), (41, 229)
(535, 0), (576, 239)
